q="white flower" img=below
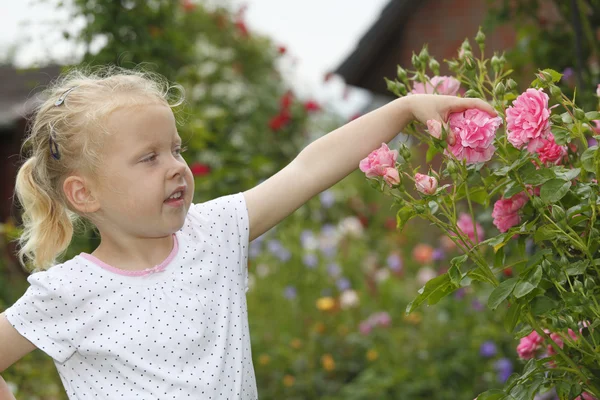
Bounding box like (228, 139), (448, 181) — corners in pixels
(339, 290), (359, 309)
(256, 263), (271, 278)
(337, 216), (364, 238)
(416, 267), (437, 286)
(374, 268), (390, 283)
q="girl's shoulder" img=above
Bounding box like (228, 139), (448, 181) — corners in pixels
(28, 255), (90, 289)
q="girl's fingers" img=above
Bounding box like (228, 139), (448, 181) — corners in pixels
(458, 98), (498, 116)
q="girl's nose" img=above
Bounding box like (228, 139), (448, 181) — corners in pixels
(168, 156), (187, 179)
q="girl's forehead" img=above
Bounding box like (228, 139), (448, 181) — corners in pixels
(106, 103), (176, 138)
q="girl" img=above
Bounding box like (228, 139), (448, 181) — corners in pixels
(0, 67), (494, 399)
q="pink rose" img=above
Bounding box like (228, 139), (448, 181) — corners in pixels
(536, 134), (567, 165)
(411, 76), (461, 96)
(597, 83), (600, 97)
(506, 88), (552, 152)
(446, 109), (502, 164)
(516, 330), (543, 359)
(456, 213), (484, 243)
(415, 173), (438, 195)
(359, 143), (398, 178)
(383, 167), (400, 187)
(591, 120), (600, 134)
(427, 119), (443, 139)
(578, 393), (597, 400)
(492, 192), (529, 233)
(547, 329), (578, 356)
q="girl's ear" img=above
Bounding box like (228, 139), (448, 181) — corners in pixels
(63, 175), (100, 214)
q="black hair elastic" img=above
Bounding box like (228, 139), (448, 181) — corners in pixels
(49, 125), (60, 160)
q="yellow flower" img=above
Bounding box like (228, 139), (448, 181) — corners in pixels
(366, 349), (379, 361)
(321, 354), (335, 371)
(403, 312), (422, 325)
(290, 338), (302, 350)
(258, 354), (271, 366)
(283, 375), (295, 387)
(316, 296), (336, 312)
(313, 322), (326, 334)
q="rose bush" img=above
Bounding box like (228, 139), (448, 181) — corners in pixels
(368, 30), (600, 400)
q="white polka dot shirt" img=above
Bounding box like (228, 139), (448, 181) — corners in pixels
(5, 193), (258, 399)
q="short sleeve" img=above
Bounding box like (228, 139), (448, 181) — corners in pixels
(188, 192), (250, 290)
(4, 271), (77, 362)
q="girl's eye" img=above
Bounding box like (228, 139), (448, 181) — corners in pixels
(175, 146), (188, 156)
(142, 154), (157, 163)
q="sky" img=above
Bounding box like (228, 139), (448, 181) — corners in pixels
(0, 0), (391, 116)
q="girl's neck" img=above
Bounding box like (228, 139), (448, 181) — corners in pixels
(91, 233), (176, 272)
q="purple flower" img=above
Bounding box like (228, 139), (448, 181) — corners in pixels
(480, 341), (497, 357)
(432, 248), (445, 261)
(562, 67), (574, 80)
(303, 253), (318, 269)
(300, 230), (315, 248)
(336, 277), (351, 291)
(494, 358), (513, 383)
(454, 288), (467, 299)
(249, 241), (262, 259)
(471, 299), (484, 312)
(267, 240), (283, 254)
(386, 253), (403, 271)
(327, 263), (341, 278)
(588, 136), (598, 147)
(319, 190), (336, 208)
(284, 286), (297, 299)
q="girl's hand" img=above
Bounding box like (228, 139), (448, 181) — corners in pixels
(404, 94), (498, 143)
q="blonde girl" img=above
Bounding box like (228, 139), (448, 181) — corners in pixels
(0, 66), (494, 399)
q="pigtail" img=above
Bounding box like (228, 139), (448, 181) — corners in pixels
(14, 156), (75, 271)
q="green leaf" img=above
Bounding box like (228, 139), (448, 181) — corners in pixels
(469, 188), (488, 205)
(448, 264), (462, 286)
(540, 179), (571, 203)
(406, 273), (451, 313)
(514, 265), (543, 298)
(522, 168), (555, 185)
(531, 295), (558, 315)
(504, 303), (522, 332)
(534, 225), (556, 242)
(581, 146), (598, 172)
(488, 277), (517, 310)
(585, 111), (600, 121)
(554, 167), (580, 181)
(396, 206), (417, 231)
(426, 144), (441, 163)
(476, 389), (506, 400)
(566, 260), (589, 275)
(551, 126), (571, 145)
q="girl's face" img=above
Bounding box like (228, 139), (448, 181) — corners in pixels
(92, 103), (194, 238)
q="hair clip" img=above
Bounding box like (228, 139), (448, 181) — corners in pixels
(54, 86), (78, 106)
(49, 125), (61, 160)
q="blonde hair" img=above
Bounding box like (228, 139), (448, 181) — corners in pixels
(14, 66), (184, 271)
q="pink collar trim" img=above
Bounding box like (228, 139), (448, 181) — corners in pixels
(80, 234), (178, 277)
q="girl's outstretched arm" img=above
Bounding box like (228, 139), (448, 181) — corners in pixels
(244, 94), (495, 241)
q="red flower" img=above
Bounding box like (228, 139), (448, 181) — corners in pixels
(304, 100), (320, 112)
(190, 162), (211, 177)
(181, 0), (196, 12)
(235, 20), (249, 37)
(280, 91), (294, 109)
(269, 111), (291, 131)
(277, 46), (287, 55)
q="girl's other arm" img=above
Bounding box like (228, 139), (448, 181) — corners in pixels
(244, 94), (495, 241)
(0, 375), (17, 400)
(0, 312), (36, 373)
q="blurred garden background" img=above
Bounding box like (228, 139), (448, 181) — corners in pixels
(0, 0), (598, 399)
